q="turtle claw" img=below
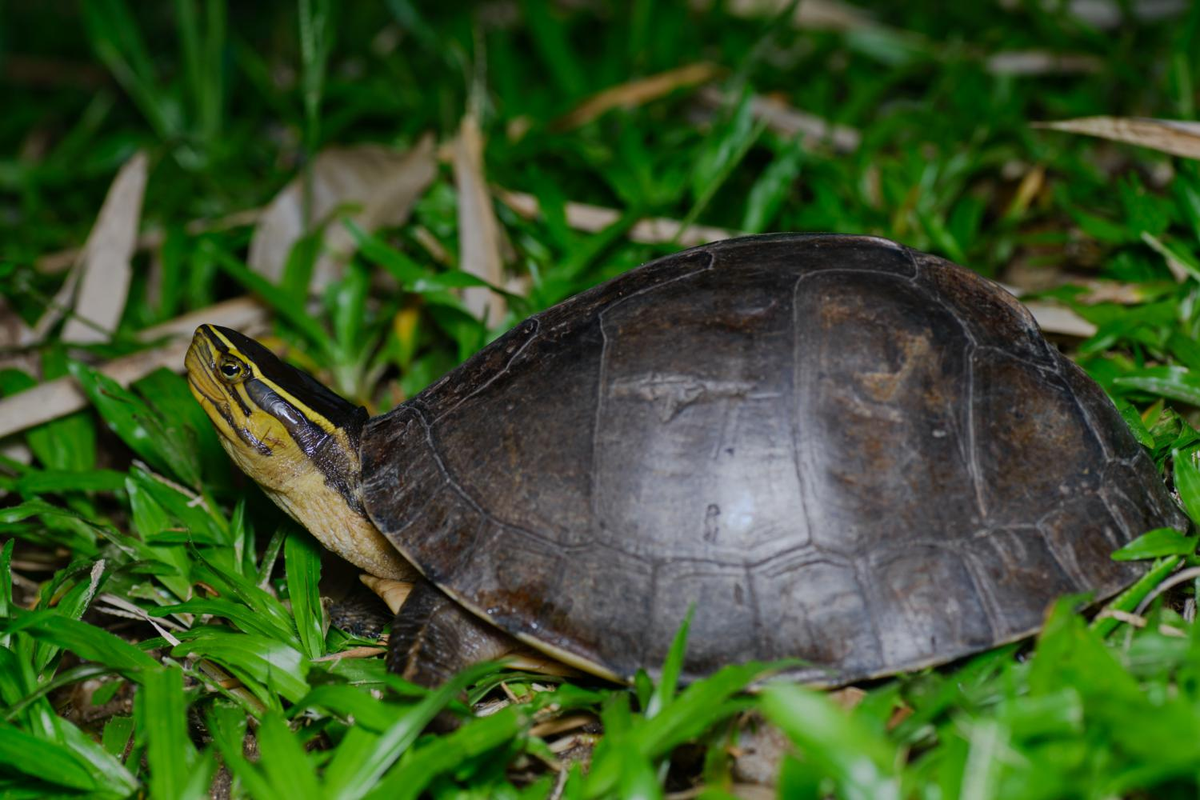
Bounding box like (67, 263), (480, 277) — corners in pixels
(359, 574), (414, 615)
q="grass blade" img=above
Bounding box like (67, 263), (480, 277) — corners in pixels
(101, 715), (135, 758)
(285, 528), (325, 659)
(69, 361), (201, 487)
(0, 540), (12, 645)
(3, 610), (161, 675)
(172, 628), (310, 706)
(323, 662), (498, 800)
(760, 684), (900, 800)
(0, 722), (101, 792)
(256, 712), (321, 800)
(1113, 366), (1200, 407)
(365, 707), (525, 800)
(201, 238), (333, 353)
(645, 607), (692, 719)
(1174, 446), (1200, 524)
(290, 685), (399, 732)
(138, 666), (200, 800)
(1111, 527), (1196, 560)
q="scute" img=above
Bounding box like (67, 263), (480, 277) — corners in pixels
(360, 234), (1186, 684)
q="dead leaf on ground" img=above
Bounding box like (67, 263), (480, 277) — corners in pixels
(39, 207), (261, 275)
(828, 686), (867, 709)
(495, 187), (738, 248)
(248, 137), (437, 292)
(0, 297), (38, 372)
(1, 299), (43, 476)
(696, 87), (861, 152)
(3, 55), (110, 89)
(1000, 0), (1189, 29)
(701, 0), (879, 31)
(1023, 301), (1098, 338)
(1075, 280), (1152, 304)
(1035, 117), (1200, 160)
(986, 51), (1100, 76)
(453, 114), (507, 323)
(0, 295), (268, 441)
(730, 715), (792, 788)
(500, 185), (1096, 338)
(554, 62), (723, 131)
(1005, 163), (1046, 219)
(52, 151), (148, 344)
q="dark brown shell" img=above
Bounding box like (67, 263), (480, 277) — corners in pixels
(361, 234), (1185, 684)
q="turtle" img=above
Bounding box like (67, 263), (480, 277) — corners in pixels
(185, 233), (1186, 687)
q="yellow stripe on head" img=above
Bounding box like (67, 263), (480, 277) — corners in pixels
(185, 324), (368, 473)
(201, 325), (342, 435)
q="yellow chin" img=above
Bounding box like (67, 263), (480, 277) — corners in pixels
(263, 467), (417, 582)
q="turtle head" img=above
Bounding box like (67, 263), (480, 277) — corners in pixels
(185, 325), (412, 579)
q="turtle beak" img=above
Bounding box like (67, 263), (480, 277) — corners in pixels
(185, 326), (243, 446)
(185, 328), (220, 401)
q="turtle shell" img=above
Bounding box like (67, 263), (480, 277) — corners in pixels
(360, 234), (1185, 684)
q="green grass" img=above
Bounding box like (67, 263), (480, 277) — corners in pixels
(4, 1), (1200, 797)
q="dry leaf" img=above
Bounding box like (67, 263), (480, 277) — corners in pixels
(554, 62), (723, 130)
(996, 0), (1188, 28)
(499, 185), (1097, 338)
(730, 715), (792, 788)
(0, 297), (38, 371)
(0, 295), (268, 441)
(248, 137), (437, 291)
(0, 302), (41, 478)
(1076, 280), (1150, 305)
(1060, 0), (1186, 28)
(412, 225), (451, 265)
(317, 136), (438, 289)
(1023, 301), (1098, 338)
(57, 151), (147, 344)
(829, 686), (867, 709)
(696, 87), (861, 152)
(1001, 280), (1099, 338)
(39, 207), (261, 275)
(1035, 117), (1200, 160)
(496, 187), (738, 248)
(986, 51), (1100, 76)
(453, 114), (507, 323)
(700, 0), (878, 31)
(1006, 163), (1046, 219)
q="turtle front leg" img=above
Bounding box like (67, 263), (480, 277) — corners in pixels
(386, 579), (579, 686)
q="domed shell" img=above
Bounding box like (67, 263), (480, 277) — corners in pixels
(360, 234), (1185, 684)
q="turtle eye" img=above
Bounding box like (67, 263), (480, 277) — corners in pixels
(218, 358), (245, 383)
